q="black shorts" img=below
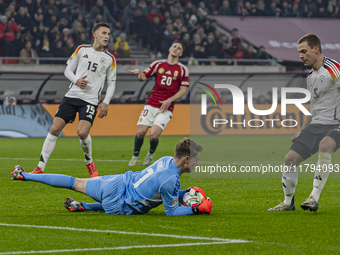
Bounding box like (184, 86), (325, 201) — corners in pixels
(290, 124), (340, 160)
(55, 97), (97, 125)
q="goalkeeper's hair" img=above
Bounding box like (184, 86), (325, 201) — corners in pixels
(175, 138), (203, 159)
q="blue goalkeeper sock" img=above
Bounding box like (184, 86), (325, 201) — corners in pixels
(22, 173), (75, 189)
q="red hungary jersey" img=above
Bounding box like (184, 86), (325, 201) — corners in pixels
(142, 60), (189, 112)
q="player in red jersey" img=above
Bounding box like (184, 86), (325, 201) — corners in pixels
(128, 41), (189, 166)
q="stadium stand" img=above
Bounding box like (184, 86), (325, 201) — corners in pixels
(4, 0), (336, 65)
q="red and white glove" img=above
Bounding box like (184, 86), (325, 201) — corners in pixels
(192, 197), (213, 215)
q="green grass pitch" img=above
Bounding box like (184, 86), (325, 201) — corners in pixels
(1, 135), (340, 254)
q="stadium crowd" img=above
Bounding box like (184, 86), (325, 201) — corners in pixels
(1, 0), (337, 64)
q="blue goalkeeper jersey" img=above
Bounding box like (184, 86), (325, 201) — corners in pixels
(120, 156), (193, 216)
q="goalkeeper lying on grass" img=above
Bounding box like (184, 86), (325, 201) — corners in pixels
(11, 138), (212, 216)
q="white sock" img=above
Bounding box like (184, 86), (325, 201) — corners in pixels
(311, 152), (331, 202)
(80, 135), (93, 165)
(282, 165), (298, 206)
(38, 133), (58, 171)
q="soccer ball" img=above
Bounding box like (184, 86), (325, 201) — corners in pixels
(181, 188), (204, 207)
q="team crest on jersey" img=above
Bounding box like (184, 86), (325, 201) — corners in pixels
(139, 118), (143, 122)
(318, 75), (325, 85)
(100, 57), (106, 64)
(174, 71), (178, 77)
(158, 68), (165, 74)
(172, 197), (178, 206)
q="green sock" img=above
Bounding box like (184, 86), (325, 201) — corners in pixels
(133, 135), (144, 156)
(149, 139), (159, 154)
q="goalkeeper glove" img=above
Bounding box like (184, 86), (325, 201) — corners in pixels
(192, 197), (213, 215)
(186, 186), (207, 199)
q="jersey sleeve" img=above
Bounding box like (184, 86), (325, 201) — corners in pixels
(142, 60), (162, 79)
(180, 65), (189, 87)
(159, 175), (194, 216)
(325, 62), (340, 88)
(103, 56), (117, 105)
(66, 45), (82, 72)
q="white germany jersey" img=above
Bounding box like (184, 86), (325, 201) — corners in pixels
(65, 44), (116, 105)
(307, 57), (340, 125)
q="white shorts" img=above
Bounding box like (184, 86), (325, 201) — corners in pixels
(137, 105), (172, 130)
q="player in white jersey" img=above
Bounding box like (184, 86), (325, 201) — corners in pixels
(268, 34), (340, 212)
(30, 22), (117, 178)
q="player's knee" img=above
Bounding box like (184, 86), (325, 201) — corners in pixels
(49, 126), (61, 136)
(319, 139), (335, 153)
(136, 131), (146, 139)
(284, 153), (297, 166)
(150, 134), (159, 141)
(77, 131), (88, 140)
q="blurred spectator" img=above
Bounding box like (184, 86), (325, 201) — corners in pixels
(13, 31), (23, 56)
(205, 35), (217, 58)
(19, 40), (38, 64)
(218, 0), (233, 15)
(203, 19), (214, 35)
(196, 7), (207, 25)
(257, 45), (270, 65)
(301, 0), (318, 17)
(228, 28), (242, 48)
(198, 2), (210, 17)
(70, 7), (81, 23)
(58, 0), (70, 15)
(233, 43), (245, 64)
(185, 2), (197, 15)
(161, 24), (179, 54)
(252, 0), (266, 16)
(196, 26), (206, 41)
(234, 0), (248, 16)
(133, 8), (149, 47)
(52, 40), (64, 58)
(0, 0), (4, 14)
(90, 0), (120, 28)
(106, 0), (121, 21)
(181, 33), (191, 59)
(137, 0), (148, 16)
(44, 0), (58, 16)
(106, 42), (117, 57)
(191, 34), (206, 60)
(117, 41), (130, 64)
(149, 16), (163, 54)
(58, 6), (70, 22)
(34, 13), (44, 28)
(256, 95), (267, 104)
(280, 0), (294, 17)
(114, 32), (130, 51)
(34, 0), (44, 15)
(243, 44), (257, 65)
(316, 5), (328, 18)
(22, 0), (35, 18)
(327, 0), (339, 18)
(183, 11), (191, 25)
(59, 18), (70, 34)
(0, 15), (18, 56)
(187, 14), (199, 36)
(146, 6), (164, 24)
(15, 6), (33, 34)
(62, 38), (76, 57)
(118, 95), (126, 104)
(173, 17), (183, 33)
(122, 0), (137, 35)
(192, 93), (201, 104)
(266, 1), (281, 17)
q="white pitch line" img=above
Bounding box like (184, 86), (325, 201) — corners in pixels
(0, 157), (282, 165)
(0, 241), (244, 255)
(0, 223), (249, 243)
